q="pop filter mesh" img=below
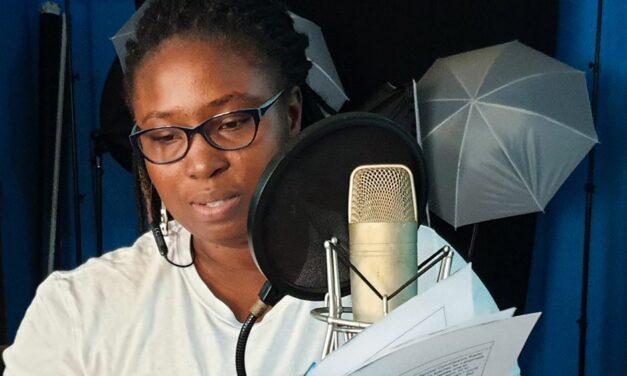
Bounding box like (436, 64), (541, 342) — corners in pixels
(249, 113), (426, 301)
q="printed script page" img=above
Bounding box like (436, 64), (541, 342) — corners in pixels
(311, 265), (483, 376)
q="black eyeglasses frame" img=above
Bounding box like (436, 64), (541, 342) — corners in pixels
(129, 90), (284, 164)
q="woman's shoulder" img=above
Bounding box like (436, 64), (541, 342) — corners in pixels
(40, 222), (189, 301)
(4, 224), (192, 374)
(50, 230), (156, 283)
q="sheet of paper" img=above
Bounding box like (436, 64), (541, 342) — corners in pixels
(416, 226), (464, 294)
(351, 312), (540, 376)
(379, 308), (516, 358)
(311, 265), (479, 376)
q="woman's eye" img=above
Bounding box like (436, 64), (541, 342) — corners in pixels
(218, 121), (241, 131)
(217, 115), (253, 131)
(147, 129), (182, 143)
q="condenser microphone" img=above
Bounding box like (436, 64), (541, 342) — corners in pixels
(348, 164), (418, 323)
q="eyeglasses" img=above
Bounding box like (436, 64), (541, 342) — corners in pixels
(129, 90), (284, 164)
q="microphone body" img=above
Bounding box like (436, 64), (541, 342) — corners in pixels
(348, 165), (418, 323)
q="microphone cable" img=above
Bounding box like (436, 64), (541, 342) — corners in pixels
(235, 281), (284, 376)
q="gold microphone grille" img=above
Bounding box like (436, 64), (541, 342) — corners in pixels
(349, 165), (416, 224)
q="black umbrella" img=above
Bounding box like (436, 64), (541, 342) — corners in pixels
(97, 59), (133, 172)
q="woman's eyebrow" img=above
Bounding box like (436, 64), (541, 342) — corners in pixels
(140, 92), (264, 124)
(140, 110), (176, 124)
(205, 92), (263, 108)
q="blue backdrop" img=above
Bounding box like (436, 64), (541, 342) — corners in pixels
(1, 1), (625, 374)
(522, 1), (627, 374)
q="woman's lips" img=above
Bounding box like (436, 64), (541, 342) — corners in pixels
(190, 194), (241, 221)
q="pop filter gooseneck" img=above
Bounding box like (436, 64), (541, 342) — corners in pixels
(235, 112), (427, 375)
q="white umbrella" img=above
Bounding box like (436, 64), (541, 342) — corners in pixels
(290, 12), (348, 112)
(110, 2), (348, 111)
(417, 41), (598, 228)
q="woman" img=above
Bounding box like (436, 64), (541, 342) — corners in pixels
(4, 0), (330, 374)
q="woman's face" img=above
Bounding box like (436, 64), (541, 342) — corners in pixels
(132, 37), (302, 248)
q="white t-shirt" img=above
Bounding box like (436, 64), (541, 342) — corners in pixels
(3, 223), (510, 375)
(4, 223), (328, 375)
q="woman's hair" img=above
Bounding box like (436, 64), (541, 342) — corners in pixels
(123, 0), (324, 231)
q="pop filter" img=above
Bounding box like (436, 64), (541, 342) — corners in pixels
(248, 112), (427, 301)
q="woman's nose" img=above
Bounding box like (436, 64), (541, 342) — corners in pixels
(183, 133), (229, 179)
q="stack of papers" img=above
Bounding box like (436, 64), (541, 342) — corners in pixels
(308, 265), (539, 376)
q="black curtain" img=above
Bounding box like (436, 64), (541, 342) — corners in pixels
(285, 0), (559, 311)
(286, 0), (558, 109)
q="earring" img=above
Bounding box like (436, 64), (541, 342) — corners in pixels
(159, 200), (170, 236)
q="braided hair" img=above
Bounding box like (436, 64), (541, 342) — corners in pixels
(123, 0), (324, 233)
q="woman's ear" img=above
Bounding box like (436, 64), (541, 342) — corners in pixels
(285, 86), (303, 137)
